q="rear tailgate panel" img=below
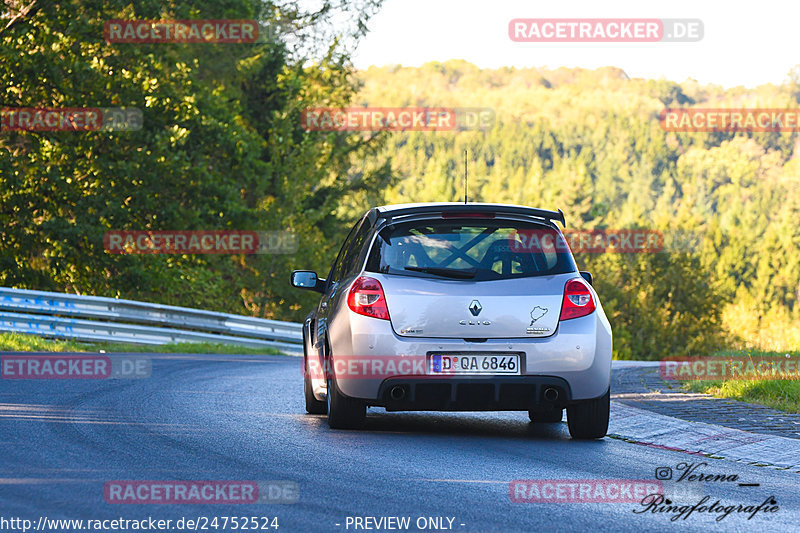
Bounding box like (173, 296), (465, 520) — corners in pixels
(376, 273), (576, 339)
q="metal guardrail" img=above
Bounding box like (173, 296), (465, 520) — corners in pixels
(0, 288), (303, 354)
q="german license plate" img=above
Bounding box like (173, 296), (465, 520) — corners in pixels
(429, 354), (520, 375)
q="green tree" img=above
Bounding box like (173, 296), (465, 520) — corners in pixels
(0, 0), (387, 321)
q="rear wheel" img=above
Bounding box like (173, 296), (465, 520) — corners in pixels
(567, 388), (610, 439)
(326, 375), (365, 429)
(528, 407), (563, 423)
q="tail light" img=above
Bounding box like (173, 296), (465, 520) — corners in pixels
(559, 278), (596, 320)
(347, 276), (390, 320)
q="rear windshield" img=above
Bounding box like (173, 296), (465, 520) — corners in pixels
(365, 219), (576, 281)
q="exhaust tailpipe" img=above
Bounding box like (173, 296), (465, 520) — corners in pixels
(543, 388), (559, 402)
(390, 385), (406, 401)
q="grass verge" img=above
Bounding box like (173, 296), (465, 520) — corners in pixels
(683, 349), (800, 414)
(0, 332), (284, 355)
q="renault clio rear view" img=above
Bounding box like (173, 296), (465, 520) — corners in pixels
(291, 203), (612, 439)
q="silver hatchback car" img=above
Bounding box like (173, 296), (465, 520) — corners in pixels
(291, 203), (612, 439)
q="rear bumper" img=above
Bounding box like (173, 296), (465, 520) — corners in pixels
(377, 375), (571, 411)
(325, 305), (612, 403)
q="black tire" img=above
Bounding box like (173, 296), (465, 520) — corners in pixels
(326, 375), (365, 429)
(567, 388), (610, 439)
(528, 407), (563, 423)
(304, 357), (327, 414)
(302, 327), (327, 415)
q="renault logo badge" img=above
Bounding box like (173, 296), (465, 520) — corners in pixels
(468, 300), (482, 316)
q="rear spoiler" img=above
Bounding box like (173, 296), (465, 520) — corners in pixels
(369, 205), (566, 227)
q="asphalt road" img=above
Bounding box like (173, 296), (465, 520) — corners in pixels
(1, 353), (798, 532)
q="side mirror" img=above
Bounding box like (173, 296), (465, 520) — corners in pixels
(579, 271), (593, 286)
(291, 270), (325, 293)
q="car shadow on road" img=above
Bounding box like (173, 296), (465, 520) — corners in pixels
(300, 411), (613, 443)
(355, 410), (578, 441)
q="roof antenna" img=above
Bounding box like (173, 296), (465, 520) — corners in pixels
(463, 149), (468, 204)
